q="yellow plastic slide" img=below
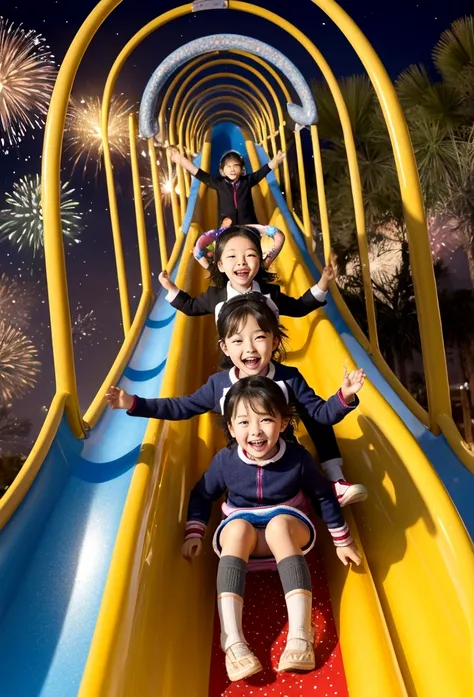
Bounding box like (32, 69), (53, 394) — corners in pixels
(78, 137), (474, 697)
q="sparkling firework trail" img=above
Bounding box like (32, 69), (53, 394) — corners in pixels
(0, 174), (82, 256)
(0, 321), (40, 402)
(0, 404), (31, 442)
(0, 17), (57, 151)
(0, 273), (34, 329)
(72, 304), (97, 345)
(428, 215), (462, 261)
(65, 94), (134, 177)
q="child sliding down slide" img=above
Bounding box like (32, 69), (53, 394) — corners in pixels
(182, 376), (362, 681)
(168, 146), (285, 227)
(106, 295), (368, 507)
(159, 224), (335, 321)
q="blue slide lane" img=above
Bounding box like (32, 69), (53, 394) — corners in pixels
(0, 167), (203, 696)
(253, 143), (474, 539)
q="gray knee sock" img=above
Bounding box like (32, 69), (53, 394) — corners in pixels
(277, 554), (312, 594)
(217, 555), (247, 597)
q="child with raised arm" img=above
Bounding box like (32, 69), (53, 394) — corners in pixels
(182, 376), (362, 681)
(168, 146), (285, 227)
(106, 295), (368, 507)
(159, 224), (334, 320)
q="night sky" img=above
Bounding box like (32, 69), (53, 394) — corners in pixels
(0, 0), (471, 447)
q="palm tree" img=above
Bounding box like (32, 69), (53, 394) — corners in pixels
(432, 16), (474, 119)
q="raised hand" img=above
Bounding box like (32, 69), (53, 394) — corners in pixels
(159, 270), (178, 293)
(269, 150), (286, 169)
(181, 538), (202, 559)
(318, 265), (336, 291)
(167, 146), (180, 163)
(341, 366), (365, 403)
(105, 385), (134, 411)
(336, 542), (362, 566)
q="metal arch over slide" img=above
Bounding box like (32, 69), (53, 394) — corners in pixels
(139, 33), (318, 138)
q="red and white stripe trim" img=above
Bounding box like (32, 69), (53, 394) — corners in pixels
(185, 520), (207, 540)
(329, 523), (353, 547)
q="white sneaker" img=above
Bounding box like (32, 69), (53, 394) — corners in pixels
(333, 480), (368, 506)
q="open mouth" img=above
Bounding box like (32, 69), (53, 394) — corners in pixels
(234, 269), (250, 280)
(248, 439), (268, 452)
(242, 357), (261, 370)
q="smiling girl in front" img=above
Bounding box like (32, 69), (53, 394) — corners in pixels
(182, 377), (361, 681)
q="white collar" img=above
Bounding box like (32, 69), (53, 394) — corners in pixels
(226, 280), (262, 300)
(237, 438), (287, 467)
(228, 361), (276, 384)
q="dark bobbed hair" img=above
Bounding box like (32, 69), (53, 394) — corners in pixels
(217, 294), (287, 367)
(219, 150), (245, 172)
(222, 376), (296, 445)
(208, 225), (276, 289)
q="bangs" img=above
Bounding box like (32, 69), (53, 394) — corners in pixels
(232, 394), (280, 420)
(224, 306), (277, 338)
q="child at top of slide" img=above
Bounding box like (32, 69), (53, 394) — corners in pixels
(106, 294), (368, 508)
(158, 224), (335, 320)
(168, 146), (285, 227)
(182, 376), (362, 681)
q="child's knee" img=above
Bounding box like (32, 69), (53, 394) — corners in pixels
(221, 518), (257, 546)
(265, 514), (293, 541)
(265, 515), (307, 547)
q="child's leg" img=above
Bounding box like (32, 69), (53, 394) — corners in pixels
(299, 413), (367, 506)
(218, 519), (262, 681)
(265, 515), (315, 672)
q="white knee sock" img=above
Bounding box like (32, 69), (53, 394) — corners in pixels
(321, 457), (344, 482)
(218, 593), (246, 651)
(285, 589), (313, 650)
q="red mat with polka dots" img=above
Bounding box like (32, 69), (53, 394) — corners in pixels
(208, 550), (348, 696)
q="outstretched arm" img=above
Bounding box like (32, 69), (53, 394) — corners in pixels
(168, 146), (198, 176)
(289, 367), (364, 425)
(106, 375), (218, 421)
(159, 270), (216, 315)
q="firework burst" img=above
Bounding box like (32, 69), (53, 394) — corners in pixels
(141, 173), (175, 208)
(65, 94), (134, 177)
(0, 174), (82, 256)
(0, 321), (40, 402)
(0, 273), (35, 329)
(0, 17), (57, 151)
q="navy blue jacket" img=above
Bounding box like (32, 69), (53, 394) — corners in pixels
(128, 362), (358, 463)
(194, 164), (270, 226)
(186, 440), (351, 545)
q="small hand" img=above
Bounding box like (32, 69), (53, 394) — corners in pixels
(159, 270), (178, 292)
(341, 366), (366, 403)
(105, 385), (134, 411)
(167, 146), (180, 163)
(336, 542), (362, 566)
(269, 150), (286, 169)
(318, 265), (336, 291)
(182, 538), (202, 559)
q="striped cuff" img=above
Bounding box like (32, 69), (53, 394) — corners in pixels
(126, 395), (137, 414)
(328, 523), (353, 547)
(337, 388), (354, 408)
(185, 520), (207, 541)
